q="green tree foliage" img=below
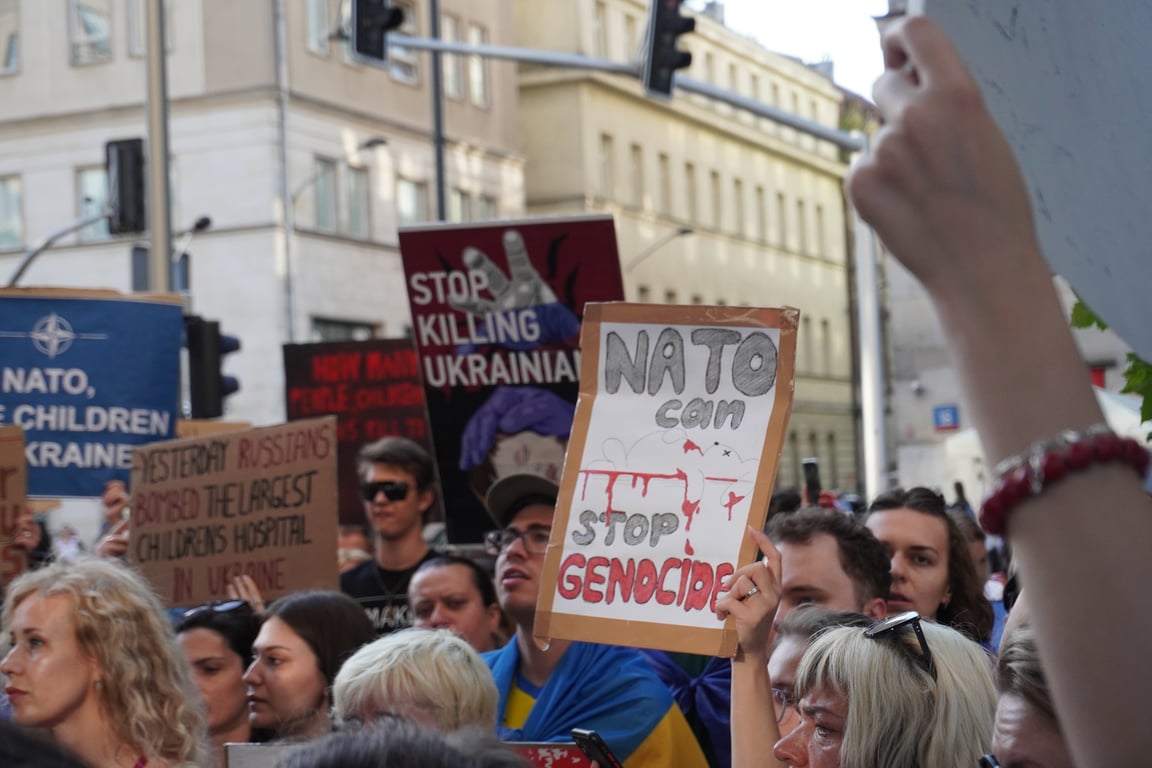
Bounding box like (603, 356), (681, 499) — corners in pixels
(1070, 299), (1152, 435)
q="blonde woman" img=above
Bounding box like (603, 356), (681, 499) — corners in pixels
(2, 558), (204, 767)
(334, 628), (498, 733)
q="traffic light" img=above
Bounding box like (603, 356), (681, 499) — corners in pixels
(643, 0), (695, 98)
(185, 315), (241, 419)
(351, 0), (405, 63)
(105, 138), (147, 235)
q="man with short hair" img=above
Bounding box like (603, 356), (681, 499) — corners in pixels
(482, 473), (708, 767)
(767, 506), (891, 629)
(340, 436), (440, 635)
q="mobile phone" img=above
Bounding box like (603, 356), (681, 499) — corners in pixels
(571, 729), (624, 768)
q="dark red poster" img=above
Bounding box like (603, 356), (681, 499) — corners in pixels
(282, 339), (437, 526)
(399, 215), (625, 542)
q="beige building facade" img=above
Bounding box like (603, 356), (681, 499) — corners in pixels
(515, 0), (860, 491)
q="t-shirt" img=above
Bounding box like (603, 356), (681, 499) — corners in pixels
(339, 549), (439, 635)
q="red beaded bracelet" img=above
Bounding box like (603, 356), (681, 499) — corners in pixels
(979, 423), (1151, 535)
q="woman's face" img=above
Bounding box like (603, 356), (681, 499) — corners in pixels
(179, 627), (249, 737)
(1, 594), (102, 731)
(772, 685), (848, 768)
(867, 508), (952, 619)
(408, 564), (502, 652)
(243, 617), (328, 736)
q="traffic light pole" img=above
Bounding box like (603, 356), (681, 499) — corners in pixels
(145, 0), (173, 292)
(387, 35), (864, 152)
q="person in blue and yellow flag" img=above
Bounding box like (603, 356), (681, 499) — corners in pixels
(480, 473), (708, 767)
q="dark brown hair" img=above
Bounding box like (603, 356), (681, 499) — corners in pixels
(263, 590), (376, 686)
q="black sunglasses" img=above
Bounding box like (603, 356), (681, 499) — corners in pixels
(978, 756), (1000, 768)
(181, 599), (253, 621)
(863, 611), (937, 681)
(361, 480), (410, 502)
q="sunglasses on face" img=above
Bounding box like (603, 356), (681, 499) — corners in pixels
(863, 610), (937, 681)
(361, 480), (410, 502)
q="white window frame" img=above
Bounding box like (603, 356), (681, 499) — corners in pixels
(467, 23), (489, 107)
(0, 174), (23, 250)
(306, 0), (331, 55)
(128, 0), (173, 59)
(396, 178), (429, 225)
(69, 0), (112, 66)
(345, 164), (370, 238)
(76, 166), (110, 241)
(313, 157), (339, 233)
(0, 0), (19, 75)
(449, 188), (471, 223)
(389, 1), (420, 85)
(442, 14), (463, 100)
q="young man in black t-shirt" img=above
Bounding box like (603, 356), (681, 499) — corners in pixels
(340, 437), (439, 635)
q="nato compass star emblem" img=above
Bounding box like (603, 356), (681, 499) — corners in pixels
(0, 312), (108, 358)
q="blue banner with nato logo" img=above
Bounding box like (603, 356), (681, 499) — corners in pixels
(0, 292), (182, 497)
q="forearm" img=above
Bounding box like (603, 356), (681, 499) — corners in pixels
(730, 651), (783, 768)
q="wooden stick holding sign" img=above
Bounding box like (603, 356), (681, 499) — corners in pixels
(1, 425), (29, 591)
(535, 304), (798, 657)
(130, 416), (339, 607)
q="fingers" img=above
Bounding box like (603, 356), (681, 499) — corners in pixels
(462, 246), (511, 298)
(230, 575), (267, 613)
(880, 15), (971, 91)
(500, 230), (539, 283)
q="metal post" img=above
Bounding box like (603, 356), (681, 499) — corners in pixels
(274, 0), (296, 342)
(853, 200), (889, 501)
(429, 0), (447, 221)
(145, 0), (172, 292)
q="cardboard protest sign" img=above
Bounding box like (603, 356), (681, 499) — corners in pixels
(129, 417), (339, 606)
(282, 339), (437, 526)
(177, 420), (252, 439)
(1, 425), (28, 590)
(535, 304), (798, 657)
(400, 215), (625, 543)
(0, 288), (182, 497)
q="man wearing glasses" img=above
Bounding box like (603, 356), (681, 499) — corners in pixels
(340, 436), (440, 635)
(481, 473), (708, 767)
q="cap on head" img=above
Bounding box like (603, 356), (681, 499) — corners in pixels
(484, 473), (559, 528)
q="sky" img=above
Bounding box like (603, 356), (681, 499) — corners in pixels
(714, 0), (891, 97)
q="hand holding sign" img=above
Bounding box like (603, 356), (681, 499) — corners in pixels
(449, 229), (580, 350)
(714, 527), (782, 659)
(95, 518), (131, 560)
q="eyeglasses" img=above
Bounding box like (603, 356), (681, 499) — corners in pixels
(484, 526), (552, 556)
(978, 756), (1000, 768)
(181, 599), (253, 621)
(863, 611), (937, 681)
(771, 688), (796, 724)
(361, 480), (410, 502)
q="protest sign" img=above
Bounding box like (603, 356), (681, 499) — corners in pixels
(282, 339), (437, 525)
(0, 288), (182, 497)
(129, 416), (339, 606)
(535, 304), (798, 657)
(1, 425), (28, 590)
(177, 420), (251, 439)
(400, 215), (625, 543)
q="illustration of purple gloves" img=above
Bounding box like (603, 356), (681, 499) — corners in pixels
(459, 385), (576, 471)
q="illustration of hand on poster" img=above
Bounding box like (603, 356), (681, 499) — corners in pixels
(534, 303), (799, 657)
(400, 216), (625, 543)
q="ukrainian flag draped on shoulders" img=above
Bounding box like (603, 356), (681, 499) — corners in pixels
(484, 637), (708, 767)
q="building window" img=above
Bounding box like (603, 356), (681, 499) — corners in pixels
(467, 24), (489, 107)
(801, 315), (813, 375)
(684, 162), (697, 223)
(657, 153), (671, 215)
(664, 289), (678, 305)
(313, 157), (339, 233)
(704, 52), (714, 83)
(750, 73), (760, 101)
(709, 171), (721, 230)
(1, 0), (20, 75)
(311, 317), (379, 342)
(76, 167), (110, 241)
(755, 185), (767, 242)
(476, 194), (498, 221)
(128, 0), (173, 58)
(691, 293), (703, 305)
(346, 165), (369, 238)
(449, 188), (472, 222)
(598, 133), (614, 200)
(305, 0), (330, 55)
(629, 143), (643, 209)
(815, 204), (827, 257)
(593, 1), (607, 57)
(796, 200), (808, 254)
(788, 430), (801, 488)
(623, 13), (637, 60)
(390, 1), (419, 84)
(0, 175), (22, 249)
(70, 0), (112, 66)
(820, 318), (832, 376)
(733, 179), (745, 236)
(827, 432), (839, 489)
(396, 178), (429, 225)
(442, 14), (462, 99)
(776, 192), (787, 248)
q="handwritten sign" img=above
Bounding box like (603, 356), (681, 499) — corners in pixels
(1, 425), (28, 590)
(507, 743), (591, 767)
(282, 339), (435, 525)
(129, 417), (339, 606)
(0, 288), (182, 497)
(399, 215), (625, 543)
(535, 304), (798, 657)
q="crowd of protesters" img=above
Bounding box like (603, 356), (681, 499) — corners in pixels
(4, 14), (1150, 768)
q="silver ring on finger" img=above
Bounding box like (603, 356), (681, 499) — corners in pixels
(744, 585), (760, 599)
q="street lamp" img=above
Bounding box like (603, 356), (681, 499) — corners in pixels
(624, 226), (695, 273)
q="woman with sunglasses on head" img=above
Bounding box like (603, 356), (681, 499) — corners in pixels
(865, 487), (994, 644)
(1, 558), (204, 768)
(175, 599), (264, 766)
(243, 590), (375, 742)
(340, 437), (441, 636)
